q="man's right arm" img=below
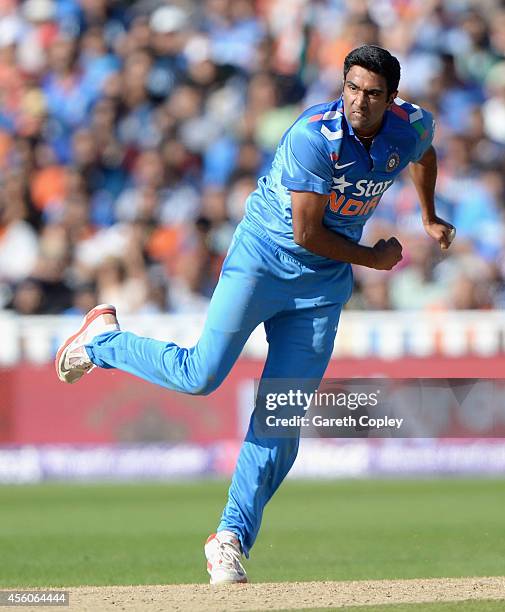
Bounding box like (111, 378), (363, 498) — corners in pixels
(291, 191), (403, 271)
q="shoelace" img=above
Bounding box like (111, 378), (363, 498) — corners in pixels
(68, 346), (94, 372)
(68, 356), (93, 369)
(217, 542), (243, 570)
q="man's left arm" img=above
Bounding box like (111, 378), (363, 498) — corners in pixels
(408, 145), (455, 250)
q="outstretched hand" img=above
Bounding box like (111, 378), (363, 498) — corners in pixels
(423, 216), (456, 250)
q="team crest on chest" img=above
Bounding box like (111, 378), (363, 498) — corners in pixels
(386, 151), (400, 172)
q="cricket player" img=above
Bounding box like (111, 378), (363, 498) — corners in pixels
(56, 46), (454, 584)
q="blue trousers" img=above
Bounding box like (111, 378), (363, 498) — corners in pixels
(86, 222), (350, 556)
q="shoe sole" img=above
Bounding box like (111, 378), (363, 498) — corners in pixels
(209, 576), (248, 585)
(55, 304), (117, 383)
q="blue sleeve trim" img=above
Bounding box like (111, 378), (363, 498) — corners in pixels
(281, 177), (331, 195)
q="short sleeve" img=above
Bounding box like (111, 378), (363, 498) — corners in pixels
(412, 109), (435, 162)
(280, 123), (333, 195)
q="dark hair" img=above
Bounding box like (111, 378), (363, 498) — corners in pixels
(343, 45), (401, 97)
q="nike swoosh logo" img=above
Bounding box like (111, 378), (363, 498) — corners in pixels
(334, 161), (356, 170)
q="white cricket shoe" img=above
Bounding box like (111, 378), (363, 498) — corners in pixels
(55, 304), (120, 384)
(205, 531), (248, 585)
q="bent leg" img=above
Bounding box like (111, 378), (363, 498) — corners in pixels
(218, 303), (342, 554)
(86, 326), (253, 395)
(85, 228), (288, 395)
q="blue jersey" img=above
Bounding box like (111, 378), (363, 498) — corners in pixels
(243, 95), (435, 270)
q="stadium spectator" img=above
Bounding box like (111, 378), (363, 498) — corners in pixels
(1, 0), (504, 314)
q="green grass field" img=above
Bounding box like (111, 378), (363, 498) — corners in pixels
(280, 603), (505, 612)
(0, 478), (504, 588)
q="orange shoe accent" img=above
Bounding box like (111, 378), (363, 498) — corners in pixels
(54, 305), (117, 379)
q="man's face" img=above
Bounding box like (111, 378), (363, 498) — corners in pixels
(342, 65), (396, 136)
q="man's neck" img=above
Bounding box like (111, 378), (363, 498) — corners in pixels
(354, 116), (385, 149)
(354, 119), (383, 140)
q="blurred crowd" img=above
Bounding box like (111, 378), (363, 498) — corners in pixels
(0, 0), (505, 316)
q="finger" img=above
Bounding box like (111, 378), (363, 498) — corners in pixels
(388, 237), (403, 250)
(440, 226), (456, 250)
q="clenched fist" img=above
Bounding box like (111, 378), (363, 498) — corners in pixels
(371, 237), (403, 270)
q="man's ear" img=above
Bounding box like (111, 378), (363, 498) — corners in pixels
(387, 91), (398, 108)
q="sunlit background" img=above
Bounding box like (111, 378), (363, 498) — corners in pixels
(1, 0), (505, 482)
